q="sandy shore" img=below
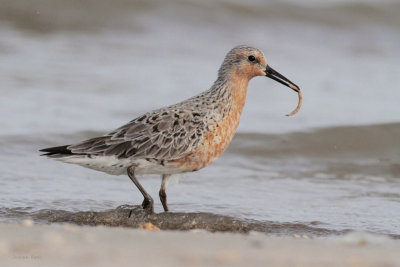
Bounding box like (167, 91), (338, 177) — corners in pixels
(0, 222), (399, 267)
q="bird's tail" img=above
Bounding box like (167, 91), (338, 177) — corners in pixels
(39, 145), (73, 157)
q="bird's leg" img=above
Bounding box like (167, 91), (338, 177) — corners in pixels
(127, 166), (154, 213)
(159, 174), (172, 212)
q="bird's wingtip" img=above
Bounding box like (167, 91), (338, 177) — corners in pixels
(39, 145), (72, 156)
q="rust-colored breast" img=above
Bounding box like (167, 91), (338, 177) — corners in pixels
(174, 74), (249, 171)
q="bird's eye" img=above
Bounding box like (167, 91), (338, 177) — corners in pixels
(248, 55), (256, 62)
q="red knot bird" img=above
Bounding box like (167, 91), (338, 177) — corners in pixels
(40, 45), (301, 213)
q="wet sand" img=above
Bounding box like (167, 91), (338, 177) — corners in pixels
(3, 205), (345, 237)
(1, 222), (399, 267)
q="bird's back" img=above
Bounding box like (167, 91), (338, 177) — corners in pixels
(41, 84), (240, 174)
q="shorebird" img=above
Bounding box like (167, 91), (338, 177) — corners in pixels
(40, 45), (300, 212)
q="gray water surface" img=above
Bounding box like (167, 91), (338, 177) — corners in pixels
(1, 124), (399, 236)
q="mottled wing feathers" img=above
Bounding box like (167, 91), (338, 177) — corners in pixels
(67, 106), (208, 160)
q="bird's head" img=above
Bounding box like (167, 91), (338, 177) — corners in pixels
(219, 45), (300, 93)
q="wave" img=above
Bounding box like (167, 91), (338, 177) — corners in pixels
(1, 0), (399, 32)
(2, 122), (399, 160)
(229, 122), (400, 160)
(1, 122), (399, 178)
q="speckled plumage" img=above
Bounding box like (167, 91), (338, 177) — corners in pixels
(41, 45), (299, 212)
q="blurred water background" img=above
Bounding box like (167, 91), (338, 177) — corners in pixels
(0, 0), (399, 236)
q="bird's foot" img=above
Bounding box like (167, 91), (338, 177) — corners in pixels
(127, 205), (144, 218)
(141, 198), (154, 213)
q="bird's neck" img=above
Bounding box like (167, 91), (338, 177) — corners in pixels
(211, 71), (250, 116)
(229, 70), (250, 112)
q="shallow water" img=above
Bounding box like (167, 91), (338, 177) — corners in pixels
(0, 0), (399, 237)
(1, 124), (399, 236)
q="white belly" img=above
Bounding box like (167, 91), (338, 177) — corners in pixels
(55, 155), (193, 175)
